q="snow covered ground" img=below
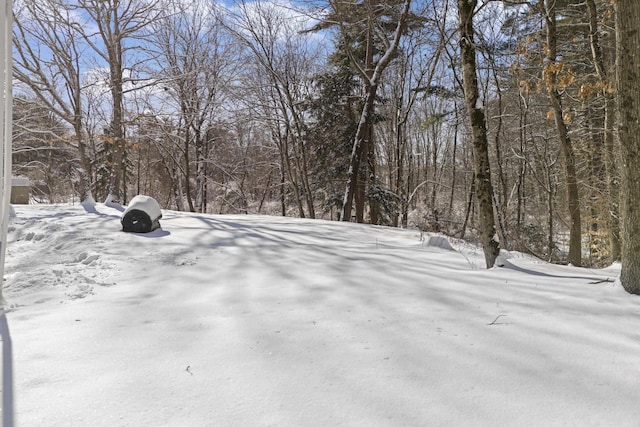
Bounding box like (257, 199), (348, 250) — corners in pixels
(2, 203), (639, 426)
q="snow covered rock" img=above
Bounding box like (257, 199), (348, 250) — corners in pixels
(121, 195), (162, 233)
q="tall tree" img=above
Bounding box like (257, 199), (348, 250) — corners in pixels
(305, 67), (358, 219)
(227, 0), (319, 218)
(379, 0), (450, 228)
(13, 0), (95, 203)
(615, 0), (640, 295)
(327, 0), (412, 222)
(77, 0), (159, 204)
(540, 0), (582, 266)
(585, 0), (620, 262)
(151, 0), (234, 213)
(457, 0), (500, 268)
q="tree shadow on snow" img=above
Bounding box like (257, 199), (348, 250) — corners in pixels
(500, 258), (611, 283)
(124, 229), (171, 238)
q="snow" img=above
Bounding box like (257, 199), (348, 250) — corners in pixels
(123, 195), (162, 220)
(81, 194), (96, 209)
(10, 177), (28, 187)
(2, 203), (640, 426)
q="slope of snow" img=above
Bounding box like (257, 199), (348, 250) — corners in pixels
(2, 203), (639, 426)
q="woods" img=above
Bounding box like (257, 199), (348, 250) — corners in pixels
(8, 0), (640, 292)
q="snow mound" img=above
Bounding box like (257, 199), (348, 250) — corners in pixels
(121, 195), (163, 233)
(11, 176), (29, 186)
(123, 195), (162, 220)
(425, 235), (454, 250)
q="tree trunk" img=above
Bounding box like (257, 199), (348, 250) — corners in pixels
(460, 177), (475, 240)
(457, 0), (500, 268)
(603, 95), (621, 261)
(279, 151), (286, 216)
(106, 79), (125, 204)
(281, 128), (306, 218)
(104, 5), (126, 205)
(448, 104), (459, 218)
(172, 165), (184, 211)
(394, 106), (405, 228)
(74, 120), (94, 204)
(342, 87), (377, 222)
(281, 85), (315, 219)
(195, 130), (207, 213)
(586, 0), (620, 262)
(543, 0), (582, 266)
(491, 66), (509, 250)
(366, 119), (379, 224)
(615, 1), (640, 294)
(183, 127), (195, 212)
(516, 92), (527, 229)
(546, 157), (556, 261)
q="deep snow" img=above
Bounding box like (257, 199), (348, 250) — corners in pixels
(2, 203), (639, 426)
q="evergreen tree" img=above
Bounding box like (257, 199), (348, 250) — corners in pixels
(305, 67), (359, 217)
(307, 0), (414, 223)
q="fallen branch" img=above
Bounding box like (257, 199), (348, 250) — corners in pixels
(589, 278), (615, 284)
(487, 314), (507, 326)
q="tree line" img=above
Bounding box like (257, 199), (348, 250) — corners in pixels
(11, 0), (640, 293)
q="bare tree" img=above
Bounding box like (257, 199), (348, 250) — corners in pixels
(76, 0), (160, 204)
(226, 0), (320, 218)
(378, 0), (450, 228)
(150, 0), (236, 212)
(13, 0), (94, 203)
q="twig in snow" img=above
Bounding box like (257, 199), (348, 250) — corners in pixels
(588, 278), (615, 284)
(487, 314), (507, 325)
(186, 365), (193, 375)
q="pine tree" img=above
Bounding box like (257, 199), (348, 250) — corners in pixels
(307, 0), (414, 222)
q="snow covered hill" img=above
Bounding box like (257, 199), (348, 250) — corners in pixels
(2, 203), (639, 426)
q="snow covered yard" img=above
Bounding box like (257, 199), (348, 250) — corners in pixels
(2, 203), (640, 426)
